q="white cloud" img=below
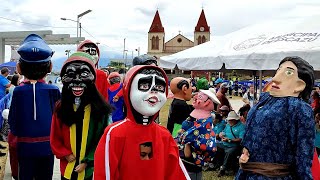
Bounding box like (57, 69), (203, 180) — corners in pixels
(1, 0), (320, 62)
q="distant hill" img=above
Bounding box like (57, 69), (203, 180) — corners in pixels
(51, 51), (123, 73)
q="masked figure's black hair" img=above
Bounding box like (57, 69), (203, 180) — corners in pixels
(19, 60), (51, 80)
(279, 56), (314, 102)
(55, 83), (112, 126)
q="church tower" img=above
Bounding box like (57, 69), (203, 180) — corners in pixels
(194, 9), (210, 46)
(148, 10), (165, 55)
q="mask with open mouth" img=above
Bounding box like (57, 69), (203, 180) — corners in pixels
(130, 72), (166, 117)
(61, 62), (95, 98)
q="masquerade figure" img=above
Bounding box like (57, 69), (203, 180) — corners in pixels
(8, 34), (61, 180)
(167, 77), (195, 136)
(132, 54), (158, 66)
(77, 40), (109, 100)
(236, 57), (316, 179)
(94, 65), (190, 180)
(176, 90), (220, 180)
(50, 52), (112, 180)
(107, 72), (125, 122)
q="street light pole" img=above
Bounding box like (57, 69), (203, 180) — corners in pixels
(61, 9), (92, 38)
(135, 47), (140, 56)
(65, 50), (71, 57)
(123, 38), (126, 59)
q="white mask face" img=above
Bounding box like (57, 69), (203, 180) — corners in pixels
(81, 46), (99, 64)
(130, 73), (167, 116)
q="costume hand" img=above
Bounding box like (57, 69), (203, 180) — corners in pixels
(219, 132), (224, 138)
(239, 148), (250, 163)
(184, 144), (192, 158)
(113, 96), (119, 102)
(74, 163), (87, 173)
(222, 137), (229, 142)
(65, 154), (76, 162)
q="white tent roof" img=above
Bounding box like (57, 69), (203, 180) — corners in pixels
(160, 13), (320, 71)
(159, 37), (225, 70)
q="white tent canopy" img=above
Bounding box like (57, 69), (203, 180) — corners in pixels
(159, 37), (225, 70)
(160, 14), (320, 71)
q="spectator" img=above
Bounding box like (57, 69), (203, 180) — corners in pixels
(219, 105), (230, 120)
(242, 84), (259, 107)
(238, 104), (251, 124)
(0, 67), (11, 99)
(216, 111), (245, 177)
(315, 113), (320, 156)
(311, 91), (320, 115)
(212, 113), (226, 141)
(216, 83), (232, 112)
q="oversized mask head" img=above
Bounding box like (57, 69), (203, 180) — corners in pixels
(270, 56), (314, 101)
(192, 90), (220, 111)
(80, 44), (98, 65)
(60, 52), (96, 98)
(129, 68), (167, 117)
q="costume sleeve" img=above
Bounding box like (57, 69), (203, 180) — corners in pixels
(115, 88), (123, 97)
(94, 124), (124, 180)
(290, 103), (315, 179)
(166, 137), (190, 180)
(50, 112), (73, 159)
(8, 90), (17, 135)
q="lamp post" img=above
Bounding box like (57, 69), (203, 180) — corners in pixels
(135, 47), (140, 56)
(61, 9), (92, 38)
(65, 50), (71, 57)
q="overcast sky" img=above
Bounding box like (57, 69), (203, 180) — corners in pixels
(1, 0), (319, 61)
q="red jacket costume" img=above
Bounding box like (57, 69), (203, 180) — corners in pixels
(77, 40), (109, 100)
(94, 65), (190, 180)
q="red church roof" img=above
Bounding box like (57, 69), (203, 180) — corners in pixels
(149, 10), (165, 33)
(195, 9), (210, 32)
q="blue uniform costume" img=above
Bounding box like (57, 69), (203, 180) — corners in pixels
(108, 83), (124, 122)
(236, 93), (315, 180)
(8, 34), (61, 180)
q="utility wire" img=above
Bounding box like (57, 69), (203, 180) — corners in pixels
(0, 16), (75, 28)
(81, 26), (125, 53)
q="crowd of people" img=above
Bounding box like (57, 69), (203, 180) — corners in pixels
(0, 33), (318, 180)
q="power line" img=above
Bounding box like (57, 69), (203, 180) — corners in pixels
(81, 26), (125, 53)
(0, 16), (75, 28)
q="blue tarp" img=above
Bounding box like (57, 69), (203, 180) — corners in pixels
(0, 61), (17, 75)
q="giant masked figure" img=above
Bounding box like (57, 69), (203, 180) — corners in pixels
(50, 52), (111, 180)
(236, 56), (316, 179)
(77, 40), (109, 100)
(9, 34), (61, 180)
(94, 65), (190, 180)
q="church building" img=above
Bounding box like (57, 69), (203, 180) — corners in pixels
(147, 9), (211, 60)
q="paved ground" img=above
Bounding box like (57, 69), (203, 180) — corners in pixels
(2, 96), (244, 179)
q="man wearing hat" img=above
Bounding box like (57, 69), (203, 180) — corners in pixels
(216, 82), (232, 113)
(216, 111), (245, 177)
(176, 89), (220, 180)
(219, 105), (230, 120)
(8, 34), (61, 180)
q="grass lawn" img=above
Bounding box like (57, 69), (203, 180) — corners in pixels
(159, 99), (235, 180)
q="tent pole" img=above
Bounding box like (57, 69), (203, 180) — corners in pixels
(259, 70), (262, 94)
